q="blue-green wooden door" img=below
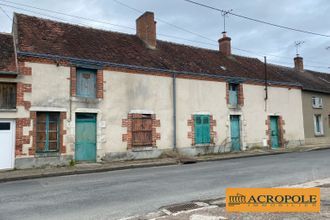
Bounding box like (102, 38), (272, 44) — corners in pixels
(230, 115), (241, 151)
(75, 113), (96, 162)
(270, 116), (279, 148)
(194, 115), (210, 144)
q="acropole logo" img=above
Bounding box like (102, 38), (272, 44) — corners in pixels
(226, 188), (320, 212)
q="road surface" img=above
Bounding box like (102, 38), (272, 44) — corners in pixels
(1, 149), (330, 220)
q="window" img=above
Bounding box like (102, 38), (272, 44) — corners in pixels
(76, 68), (97, 98)
(0, 83), (16, 109)
(0, 122), (10, 130)
(36, 112), (60, 153)
(312, 97), (323, 108)
(229, 83), (238, 106)
(132, 114), (153, 147)
(313, 114), (324, 136)
(194, 115), (210, 144)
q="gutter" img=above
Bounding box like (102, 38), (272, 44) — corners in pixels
(17, 51), (302, 88)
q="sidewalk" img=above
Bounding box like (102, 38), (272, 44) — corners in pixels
(0, 144), (329, 183)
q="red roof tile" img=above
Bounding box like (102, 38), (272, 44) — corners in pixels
(0, 33), (16, 73)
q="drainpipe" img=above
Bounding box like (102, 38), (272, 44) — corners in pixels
(172, 72), (177, 151)
(264, 56), (268, 112)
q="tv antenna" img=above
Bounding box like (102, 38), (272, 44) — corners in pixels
(221, 9), (233, 33)
(294, 41), (305, 56)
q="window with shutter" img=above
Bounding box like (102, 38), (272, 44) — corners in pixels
(229, 83), (238, 106)
(0, 83), (16, 109)
(36, 112), (60, 153)
(132, 114), (153, 147)
(194, 115), (210, 144)
(76, 68), (97, 98)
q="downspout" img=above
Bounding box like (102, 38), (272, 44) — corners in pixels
(264, 56), (268, 112)
(172, 72), (177, 151)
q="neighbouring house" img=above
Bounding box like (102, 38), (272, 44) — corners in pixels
(1, 11), (318, 169)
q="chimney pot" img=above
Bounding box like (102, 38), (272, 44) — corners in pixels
(218, 32), (231, 56)
(294, 56), (304, 72)
(136, 11), (157, 49)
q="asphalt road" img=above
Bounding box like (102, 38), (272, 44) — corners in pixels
(1, 149), (330, 220)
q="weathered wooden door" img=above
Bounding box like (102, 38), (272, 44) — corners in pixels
(194, 115), (210, 144)
(270, 116), (280, 148)
(230, 115), (241, 151)
(75, 113), (96, 162)
(0, 120), (14, 170)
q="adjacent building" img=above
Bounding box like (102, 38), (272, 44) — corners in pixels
(0, 11), (327, 170)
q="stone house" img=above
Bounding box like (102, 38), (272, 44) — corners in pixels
(1, 11), (320, 169)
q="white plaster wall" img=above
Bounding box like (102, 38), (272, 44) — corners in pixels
(27, 63), (70, 108)
(14, 63), (306, 158)
(243, 84), (305, 146)
(176, 78), (227, 148)
(101, 71), (173, 153)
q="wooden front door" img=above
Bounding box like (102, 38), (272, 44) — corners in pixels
(230, 115), (241, 151)
(75, 113), (97, 162)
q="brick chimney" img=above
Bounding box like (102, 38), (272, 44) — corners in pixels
(294, 56), (304, 72)
(218, 32), (231, 56)
(136, 11), (157, 49)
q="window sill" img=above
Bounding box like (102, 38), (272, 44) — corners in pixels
(314, 134), (325, 137)
(0, 108), (17, 112)
(71, 97), (101, 103)
(228, 104), (241, 109)
(312, 106), (323, 109)
(194, 144), (213, 147)
(130, 146), (155, 152)
(35, 152), (60, 157)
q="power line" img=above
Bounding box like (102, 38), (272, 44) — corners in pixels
(183, 0), (330, 38)
(112, 0), (215, 42)
(0, 0), (136, 30)
(0, 5), (11, 21)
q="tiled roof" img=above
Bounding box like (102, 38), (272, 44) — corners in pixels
(267, 64), (330, 94)
(0, 33), (17, 73)
(14, 13), (330, 93)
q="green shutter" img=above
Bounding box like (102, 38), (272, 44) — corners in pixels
(194, 115), (210, 144)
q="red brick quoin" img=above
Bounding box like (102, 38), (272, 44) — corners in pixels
(187, 115), (217, 146)
(122, 113), (161, 149)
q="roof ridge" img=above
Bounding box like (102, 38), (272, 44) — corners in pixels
(14, 12), (137, 38)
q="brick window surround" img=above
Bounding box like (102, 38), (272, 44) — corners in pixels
(29, 112), (67, 156)
(226, 82), (244, 106)
(122, 113), (161, 149)
(265, 116), (285, 148)
(70, 67), (104, 99)
(187, 114), (217, 146)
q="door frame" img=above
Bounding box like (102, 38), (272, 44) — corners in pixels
(230, 115), (241, 151)
(0, 119), (15, 170)
(75, 113), (97, 162)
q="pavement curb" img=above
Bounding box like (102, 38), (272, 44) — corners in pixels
(0, 161), (177, 183)
(1, 146), (329, 183)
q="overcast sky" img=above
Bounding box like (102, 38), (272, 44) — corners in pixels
(0, 0), (329, 73)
